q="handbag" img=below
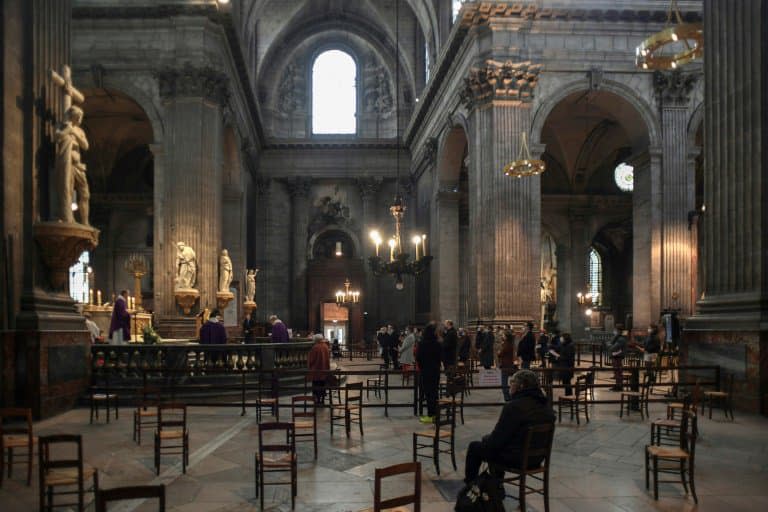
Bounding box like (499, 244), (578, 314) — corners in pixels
(454, 471), (505, 512)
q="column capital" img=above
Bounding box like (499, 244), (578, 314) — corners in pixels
(653, 69), (698, 106)
(282, 177), (313, 198)
(459, 60), (542, 110)
(155, 63), (230, 105)
(354, 177), (384, 198)
(254, 176), (271, 196)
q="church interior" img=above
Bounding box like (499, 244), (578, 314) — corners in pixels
(1, 0), (767, 510)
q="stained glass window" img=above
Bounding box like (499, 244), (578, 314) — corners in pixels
(614, 162), (634, 192)
(588, 248), (602, 306)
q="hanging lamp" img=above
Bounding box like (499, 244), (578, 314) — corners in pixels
(503, 132), (546, 178)
(635, 0), (703, 70)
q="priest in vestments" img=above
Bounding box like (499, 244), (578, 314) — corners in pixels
(109, 290), (131, 344)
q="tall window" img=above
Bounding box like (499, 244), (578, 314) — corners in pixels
(425, 43), (431, 83)
(588, 247), (603, 306)
(312, 50), (357, 134)
(69, 251), (91, 304)
(452, 0), (466, 23)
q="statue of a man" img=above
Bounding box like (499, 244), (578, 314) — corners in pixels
(219, 249), (233, 293)
(54, 105), (91, 224)
(175, 242), (197, 289)
(245, 269), (258, 302)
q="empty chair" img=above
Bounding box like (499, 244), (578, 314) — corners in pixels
(291, 395), (317, 459)
(489, 422), (556, 512)
(133, 385), (160, 445)
(95, 485), (165, 511)
(0, 407), (35, 486)
(256, 371), (279, 422)
(620, 371), (654, 420)
(439, 372), (466, 425)
(702, 372), (735, 420)
(645, 409), (698, 503)
(412, 399), (457, 475)
(359, 461), (421, 512)
(255, 422), (297, 510)
(557, 375), (589, 424)
(366, 365), (386, 399)
(154, 404), (189, 475)
(90, 373), (119, 424)
(38, 434), (99, 512)
(330, 382), (364, 438)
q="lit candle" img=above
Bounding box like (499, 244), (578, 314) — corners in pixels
(97, 290), (102, 305)
(412, 235), (421, 260)
(89, 289), (94, 305)
(421, 234), (427, 257)
(388, 239), (396, 262)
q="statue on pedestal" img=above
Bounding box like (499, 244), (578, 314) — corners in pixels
(245, 268), (258, 303)
(218, 249), (233, 293)
(175, 242), (197, 290)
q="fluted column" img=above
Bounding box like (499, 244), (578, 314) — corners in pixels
(568, 211), (589, 336)
(431, 188), (460, 323)
(655, 71), (698, 315)
(356, 177), (383, 332)
(154, 65), (227, 319)
(286, 177), (313, 330)
(461, 60), (542, 325)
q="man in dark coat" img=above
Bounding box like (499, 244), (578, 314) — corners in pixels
(109, 290), (130, 344)
(478, 327), (495, 369)
(518, 321), (536, 369)
(552, 333), (576, 395)
(464, 370), (556, 483)
(200, 310), (227, 344)
(416, 322), (442, 423)
(242, 309), (258, 343)
(537, 329), (550, 368)
(442, 320), (458, 368)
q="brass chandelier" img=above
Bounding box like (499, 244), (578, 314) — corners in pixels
(635, 0), (703, 70)
(503, 132), (545, 178)
(335, 278), (360, 305)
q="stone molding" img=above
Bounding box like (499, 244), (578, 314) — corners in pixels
(459, 60), (542, 109)
(155, 63), (230, 105)
(355, 177), (384, 198)
(398, 176), (416, 197)
(283, 177), (313, 198)
(254, 177), (271, 196)
(422, 137), (438, 167)
(653, 70), (699, 106)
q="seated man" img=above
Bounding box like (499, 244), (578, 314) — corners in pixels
(464, 369), (555, 483)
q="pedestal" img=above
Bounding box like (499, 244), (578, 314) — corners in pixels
(33, 222), (99, 291)
(174, 288), (200, 315)
(216, 291), (235, 312)
(243, 300), (257, 318)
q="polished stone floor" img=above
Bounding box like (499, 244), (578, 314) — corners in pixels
(1, 361), (767, 511)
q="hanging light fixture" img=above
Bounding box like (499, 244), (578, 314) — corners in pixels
(335, 278), (361, 305)
(367, 0), (432, 288)
(503, 132), (545, 178)
(635, 0), (703, 71)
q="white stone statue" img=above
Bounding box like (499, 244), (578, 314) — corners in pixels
(50, 65), (90, 225)
(175, 242), (197, 289)
(245, 268), (258, 302)
(219, 249), (233, 293)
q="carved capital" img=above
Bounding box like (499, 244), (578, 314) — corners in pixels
(355, 177), (384, 198)
(254, 176), (271, 196)
(423, 137), (438, 166)
(460, 60), (542, 109)
(283, 177), (313, 198)
(155, 63), (230, 105)
(653, 69), (698, 105)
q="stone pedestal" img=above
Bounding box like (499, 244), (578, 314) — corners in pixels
(216, 291), (234, 311)
(33, 222), (99, 291)
(243, 301), (257, 318)
(174, 288), (200, 315)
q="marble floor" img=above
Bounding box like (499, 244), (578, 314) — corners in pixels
(1, 361), (767, 511)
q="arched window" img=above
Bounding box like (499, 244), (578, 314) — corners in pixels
(425, 43), (431, 82)
(452, 0), (466, 23)
(312, 49), (357, 134)
(588, 247), (603, 306)
(69, 251), (91, 304)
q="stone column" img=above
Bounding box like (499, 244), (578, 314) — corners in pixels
(285, 177), (312, 330)
(356, 177), (383, 333)
(632, 149), (662, 329)
(568, 211), (589, 337)
(154, 65), (226, 331)
(686, 0), (767, 414)
(460, 60), (542, 326)
(655, 71), (698, 315)
(431, 188), (460, 323)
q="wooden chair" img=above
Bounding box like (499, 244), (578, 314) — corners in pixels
(154, 404), (189, 475)
(256, 371), (278, 422)
(331, 382), (364, 438)
(95, 485), (165, 511)
(585, 367), (597, 401)
(619, 371), (654, 420)
(412, 399), (456, 475)
(366, 365), (386, 400)
(291, 396), (317, 459)
(0, 407), (35, 486)
(38, 434), (99, 512)
(538, 370), (554, 408)
(557, 375), (589, 424)
(359, 461), (421, 512)
(255, 422), (297, 510)
(90, 372), (118, 424)
(651, 394), (697, 447)
(645, 409), (698, 503)
(133, 386), (160, 445)
(439, 372), (466, 425)
(490, 422), (555, 512)
(702, 372), (735, 420)
(668, 379), (701, 419)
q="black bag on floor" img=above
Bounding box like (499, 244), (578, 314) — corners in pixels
(454, 471), (505, 512)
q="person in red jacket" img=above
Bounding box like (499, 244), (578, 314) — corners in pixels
(307, 333), (330, 404)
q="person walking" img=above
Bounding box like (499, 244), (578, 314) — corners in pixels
(498, 330), (518, 401)
(517, 321), (536, 369)
(416, 322), (442, 423)
(307, 333), (330, 404)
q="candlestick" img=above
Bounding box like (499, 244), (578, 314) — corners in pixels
(412, 235), (421, 260)
(421, 234), (427, 257)
(89, 289), (94, 305)
(97, 290), (102, 305)
(388, 239), (395, 262)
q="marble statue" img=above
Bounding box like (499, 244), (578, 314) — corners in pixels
(175, 242), (197, 289)
(50, 65), (90, 225)
(219, 249), (233, 293)
(245, 268), (258, 302)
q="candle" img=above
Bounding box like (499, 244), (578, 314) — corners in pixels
(97, 290), (102, 305)
(89, 289), (94, 305)
(375, 240), (380, 257)
(421, 234), (427, 257)
(388, 239), (395, 262)
(412, 235), (421, 260)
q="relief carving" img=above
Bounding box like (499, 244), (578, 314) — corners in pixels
(363, 54), (393, 116)
(276, 62), (307, 114)
(460, 60), (542, 109)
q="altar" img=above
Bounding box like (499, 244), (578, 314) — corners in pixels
(84, 304), (152, 341)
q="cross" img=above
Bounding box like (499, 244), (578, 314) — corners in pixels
(49, 64), (84, 112)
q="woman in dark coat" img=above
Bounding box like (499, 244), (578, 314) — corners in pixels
(416, 322), (442, 423)
(554, 333), (576, 396)
(498, 330), (518, 401)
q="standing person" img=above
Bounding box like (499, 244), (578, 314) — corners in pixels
(608, 326), (628, 391)
(537, 329), (550, 368)
(387, 325), (400, 369)
(457, 328), (471, 364)
(518, 321), (536, 369)
(269, 314), (289, 343)
(416, 322), (442, 423)
(109, 290), (131, 344)
(307, 333), (331, 404)
(399, 326), (416, 372)
(242, 309), (258, 344)
(552, 333), (575, 396)
(377, 326), (390, 367)
(200, 309), (227, 344)
(498, 330), (518, 401)
(639, 324), (661, 371)
(442, 320), (458, 369)
(331, 338), (341, 359)
(84, 312), (102, 343)
(479, 327), (495, 369)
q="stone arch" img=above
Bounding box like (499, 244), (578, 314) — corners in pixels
(531, 77), (661, 150)
(96, 78), (164, 143)
(436, 123), (469, 186)
(307, 224), (363, 262)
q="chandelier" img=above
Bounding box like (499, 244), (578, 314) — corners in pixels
(503, 132), (545, 178)
(367, 0), (432, 289)
(576, 287), (599, 317)
(335, 278), (361, 305)
(635, 0), (703, 70)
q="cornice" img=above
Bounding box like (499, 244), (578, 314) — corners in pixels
(263, 140), (400, 151)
